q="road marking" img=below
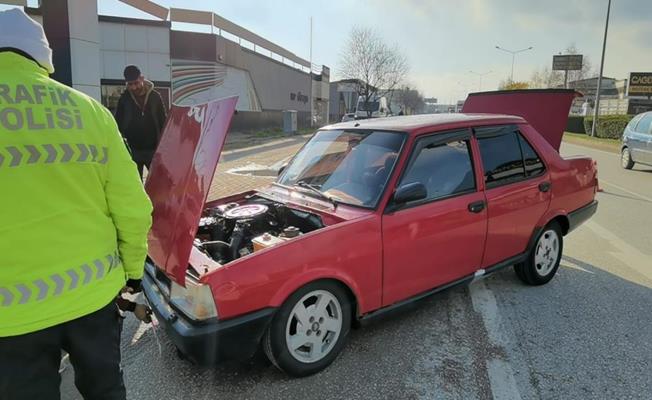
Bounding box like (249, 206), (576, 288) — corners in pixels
(561, 258), (595, 274)
(469, 280), (522, 400)
(585, 220), (652, 281)
(600, 179), (652, 203)
(130, 321), (153, 345)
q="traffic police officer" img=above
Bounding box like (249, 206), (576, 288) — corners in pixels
(0, 9), (153, 400)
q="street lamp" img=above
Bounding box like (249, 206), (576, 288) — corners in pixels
(495, 45), (533, 82)
(469, 70), (492, 91)
(591, 0), (611, 138)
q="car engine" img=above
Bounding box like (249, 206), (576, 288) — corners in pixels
(194, 197), (324, 264)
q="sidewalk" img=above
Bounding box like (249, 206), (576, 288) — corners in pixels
(209, 133), (311, 200)
(224, 128), (313, 151)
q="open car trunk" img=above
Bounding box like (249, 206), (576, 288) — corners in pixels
(462, 89), (581, 151)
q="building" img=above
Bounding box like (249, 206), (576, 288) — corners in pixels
(329, 79), (362, 122)
(564, 76), (652, 115)
(10, 0), (329, 131)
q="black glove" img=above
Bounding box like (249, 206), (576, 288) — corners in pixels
(125, 278), (142, 293)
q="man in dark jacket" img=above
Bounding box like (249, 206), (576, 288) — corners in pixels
(115, 65), (167, 178)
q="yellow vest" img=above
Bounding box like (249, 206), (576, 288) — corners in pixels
(0, 52), (153, 337)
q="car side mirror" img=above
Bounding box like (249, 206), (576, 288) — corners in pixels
(393, 182), (427, 205)
(278, 163), (288, 176)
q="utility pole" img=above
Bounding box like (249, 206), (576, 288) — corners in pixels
(469, 70), (492, 91)
(495, 46), (534, 82)
(591, 0), (611, 137)
(309, 16), (314, 128)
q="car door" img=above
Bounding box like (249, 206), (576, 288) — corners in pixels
(474, 125), (551, 267)
(630, 113), (652, 164)
(639, 113), (652, 165)
(381, 130), (487, 306)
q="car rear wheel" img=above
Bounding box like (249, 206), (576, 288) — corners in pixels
(263, 281), (351, 377)
(514, 222), (563, 285)
(621, 147), (635, 169)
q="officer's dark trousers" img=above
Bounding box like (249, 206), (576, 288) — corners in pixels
(0, 301), (126, 400)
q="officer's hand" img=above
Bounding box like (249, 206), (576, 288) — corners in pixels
(134, 304), (152, 323)
(120, 279), (142, 294)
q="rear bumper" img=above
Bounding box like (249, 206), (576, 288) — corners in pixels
(142, 262), (275, 365)
(568, 200), (598, 233)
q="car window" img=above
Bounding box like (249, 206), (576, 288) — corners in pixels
(399, 138), (476, 203)
(476, 127), (525, 187)
(627, 114), (644, 131)
(517, 133), (545, 177)
(635, 113), (652, 134)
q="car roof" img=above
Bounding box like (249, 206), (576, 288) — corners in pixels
(324, 113), (526, 135)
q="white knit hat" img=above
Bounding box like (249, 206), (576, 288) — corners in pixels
(0, 8), (54, 74)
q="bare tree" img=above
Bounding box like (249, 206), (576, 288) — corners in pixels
(395, 85), (425, 115)
(498, 80), (530, 90)
(565, 43), (593, 82)
(529, 43), (595, 88)
(339, 26), (409, 117)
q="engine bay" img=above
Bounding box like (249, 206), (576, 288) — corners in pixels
(194, 196), (324, 264)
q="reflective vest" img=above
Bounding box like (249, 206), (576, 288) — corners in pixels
(0, 52), (153, 337)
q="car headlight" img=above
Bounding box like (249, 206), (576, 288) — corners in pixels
(169, 280), (218, 320)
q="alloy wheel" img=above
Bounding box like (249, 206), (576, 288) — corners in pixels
(534, 229), (560, 277)
(285, 290), (343, 363)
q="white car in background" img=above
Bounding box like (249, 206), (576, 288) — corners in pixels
(341, 113), (356, 122)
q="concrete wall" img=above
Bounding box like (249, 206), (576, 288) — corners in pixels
(39, 0), (101, 99)
(220, 37), (311, 112)
(230, 110), (311, 132)
(99, 18), (170, 82)
(171, 30), (311, 112)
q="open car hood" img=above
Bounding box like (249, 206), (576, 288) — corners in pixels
(462, 89), (581, 151)
(145, 97), (238, 285)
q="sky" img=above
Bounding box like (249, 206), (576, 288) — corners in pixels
(6, 0), (652, 103)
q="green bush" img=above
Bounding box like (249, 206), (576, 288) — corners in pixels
(583, 114), (633, 139)
(566, 116), (586, 134)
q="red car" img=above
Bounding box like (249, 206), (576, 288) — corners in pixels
(142, 90), (598, 377)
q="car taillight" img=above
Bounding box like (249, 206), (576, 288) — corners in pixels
(169, 280), (218, 320)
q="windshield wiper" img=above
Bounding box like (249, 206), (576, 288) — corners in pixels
(294, 181), (338, 209)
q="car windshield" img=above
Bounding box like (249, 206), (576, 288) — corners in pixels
(278, 130), (405, 207)
(358, 101), (380, 111)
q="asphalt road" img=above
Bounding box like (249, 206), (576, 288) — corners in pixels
(61, 141), (652, 400)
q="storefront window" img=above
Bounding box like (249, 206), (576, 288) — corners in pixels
(101, 83), (171, 114)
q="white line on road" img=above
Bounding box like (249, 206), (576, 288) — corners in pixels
(600, 179), (652, 203)
(469, 280), (523, 400)
(585, 220), (652, 281)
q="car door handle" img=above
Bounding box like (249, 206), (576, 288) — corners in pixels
(468, 200), (485, 213)
(538, 182), (551, 192)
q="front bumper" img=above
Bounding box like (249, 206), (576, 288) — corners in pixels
(568, 200), (598, 233)
(142, 262), (275, 365)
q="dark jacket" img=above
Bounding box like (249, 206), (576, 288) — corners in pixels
(114, 80), (167, 153)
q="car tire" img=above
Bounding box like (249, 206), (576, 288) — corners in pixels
(263, 281), (351, 377)
(514, 221), (563, 286)
(621, 147), (635, 170)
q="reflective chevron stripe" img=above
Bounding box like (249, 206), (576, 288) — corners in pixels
(0, 144), (109, 168)
(0, 251), (121, 307)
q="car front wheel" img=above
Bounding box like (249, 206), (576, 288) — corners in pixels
(621, 147), (635, 169)
(514, 222), (563, 285)
(263, 281), (351, 377)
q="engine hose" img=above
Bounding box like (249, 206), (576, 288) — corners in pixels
(229, 223), (247, 260)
